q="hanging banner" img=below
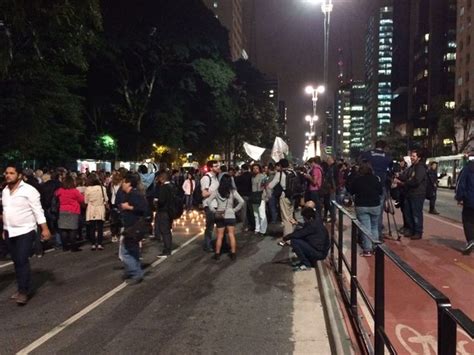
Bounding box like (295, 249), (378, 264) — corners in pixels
(271, 137), (289, 162)
(243, 142), (266, 161)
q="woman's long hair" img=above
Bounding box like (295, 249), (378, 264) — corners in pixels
(218, 174), (233, 199)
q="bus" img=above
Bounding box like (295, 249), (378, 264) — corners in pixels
(426, 154), (464, 188)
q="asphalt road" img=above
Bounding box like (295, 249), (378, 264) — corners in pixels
(0, 213), (331, 354)
(425, 187), (462, 223)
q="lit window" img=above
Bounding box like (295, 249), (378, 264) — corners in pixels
(213, 2), (218, 8)
(424, 33), (430, 42)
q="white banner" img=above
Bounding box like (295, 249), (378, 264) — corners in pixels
(243, 142), (266, 161)
(271, 137), (289, 162)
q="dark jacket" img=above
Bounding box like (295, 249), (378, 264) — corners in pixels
(156, 182), (174, 213)
(283, 217), (330, 254)
(235, 171), (252, 197)
(456, 161), (474, 208)
(40, 179), (61, 210)
(402, 162), (427, 197)
(350, 174), (383, 207)
(121, 188), (148, 228)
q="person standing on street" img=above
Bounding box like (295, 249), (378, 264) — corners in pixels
(235, 164), (254, 231)
(250, 164), (268, 236)
(84, 174), (108, 250)
(182, 172), (195, 212)
(201, 161), (220, 252)
(120, 173), (148, 283)
(2, 164), (51, 305)
(304, 157), (323, 215)
(155, 172), (175, 256)
(427, 161), (440, 214)
(455, 149), (474, 255)
(394, 149), (427, 240)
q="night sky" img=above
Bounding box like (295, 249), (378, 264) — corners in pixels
(251, 0), (368, 157)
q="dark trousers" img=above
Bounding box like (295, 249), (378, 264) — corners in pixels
(156, 211), (173, 253)
(87, 220), (104, 246)
(429, 190), (437, 212)
(462, 206), (474, 243)
(405, 195), (425, 235)
(184, 195), (193, 210)
(60, 229), (78, 251)
(291, 239), (326, 267)
(204, 207), (215, 250)
(110, 208), (121, 237)
(6, 230), (35, 294)
(268, 194), (279, 223)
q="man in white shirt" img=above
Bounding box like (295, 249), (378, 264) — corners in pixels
(201, 160), (220, 252)
(2, 164), (51, 305)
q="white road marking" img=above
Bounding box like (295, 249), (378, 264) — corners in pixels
(16, 232), (203, 355)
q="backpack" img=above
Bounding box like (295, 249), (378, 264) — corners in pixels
(168, 184), (184, 220)
(273, 173), (284, 199)
(284, 170), (304, 200)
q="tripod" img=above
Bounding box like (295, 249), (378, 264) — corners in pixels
(383, 190), (401, 241)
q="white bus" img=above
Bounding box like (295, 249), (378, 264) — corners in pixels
(426, 154), (464, 188)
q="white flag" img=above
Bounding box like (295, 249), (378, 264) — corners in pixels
(243, 142), (266, 161)
(271, 137), (289, 162)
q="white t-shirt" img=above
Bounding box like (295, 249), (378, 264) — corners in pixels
(200, 173), (219, 208)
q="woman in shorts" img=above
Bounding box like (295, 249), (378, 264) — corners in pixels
(207, 174), (244, 261)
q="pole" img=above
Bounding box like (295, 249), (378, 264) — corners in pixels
(322, 0), (333, 150)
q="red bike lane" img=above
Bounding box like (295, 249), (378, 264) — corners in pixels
(336, 209), (474, 353)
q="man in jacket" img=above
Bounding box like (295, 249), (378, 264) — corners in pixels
(156, 172), (175, 256)
(427, 161), (440, 214)
(282, 207), (330, 271)
(394, 149), (427, 240)
(455, 148), (474, 255)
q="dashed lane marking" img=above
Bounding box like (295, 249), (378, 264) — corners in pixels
(16, 232), (203, 355)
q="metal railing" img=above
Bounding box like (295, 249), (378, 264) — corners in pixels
(329, 200), (474, 354)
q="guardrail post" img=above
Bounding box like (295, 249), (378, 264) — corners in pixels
(438, 306), (457, 355)
(330, 204), (335, 260)
(350, 221), (358, 316)
(374, 246), (385, 354)
(338, 208), (344, 276)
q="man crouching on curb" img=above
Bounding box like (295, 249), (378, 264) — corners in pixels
(281, 207), (330, 272)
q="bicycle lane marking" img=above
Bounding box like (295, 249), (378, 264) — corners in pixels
(16, 232), (203, 355)
(423, 212), (463, 230)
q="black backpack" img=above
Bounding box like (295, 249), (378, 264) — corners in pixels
(285, 170), (304, 200)
(194, 174), (211, 206)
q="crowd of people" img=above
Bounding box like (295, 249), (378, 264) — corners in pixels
(1, 141), (474, 305)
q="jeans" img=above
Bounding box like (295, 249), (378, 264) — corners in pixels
(87, 220), (104, 246)
(184, 195), (193, 210)
(268, 195), (279, 223)
(121, 242), (143, 280)
(252, 200), (268, 234)
(291, 239), (326, 267)
(156, 211), (173, 253)
(355, 205), (381, 252)
(405, 195), (425, 235)
(462, 206), (474, 243)
(6, 230), (35, 294)
(204, 207), (215, 251)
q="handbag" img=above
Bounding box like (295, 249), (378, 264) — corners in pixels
(214, 194), (230, 221)
(100, 185), (110, 220)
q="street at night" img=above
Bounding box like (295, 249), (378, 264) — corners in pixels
(1, 0), (474, 354)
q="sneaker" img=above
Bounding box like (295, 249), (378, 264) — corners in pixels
(111, 236), (119, 243)
(97, 245), (104, 251)
(293, 264), (312, 272)
(16, 293), (28, 305)
(10, 291), (20, 300)
(213, 253), (221, 261)
(91, 245), (96, 251)
(360, 251), (373, 257)
(410, 234), (422, 240)
(463, 241), (474, 255)
(158, 251), (171, 257)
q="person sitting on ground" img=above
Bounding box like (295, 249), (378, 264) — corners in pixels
(282, 207), (330, 271)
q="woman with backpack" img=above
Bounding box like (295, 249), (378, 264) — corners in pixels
(207, 174), (244, 261)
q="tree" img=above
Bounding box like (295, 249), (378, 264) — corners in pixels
(455, 100), (474, 153)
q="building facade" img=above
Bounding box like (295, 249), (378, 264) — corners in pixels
(203, 0), (245, 61)
(455, 0), (474, 150)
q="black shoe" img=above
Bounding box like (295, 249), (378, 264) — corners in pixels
(126, 277), (143, 285)
(158, 251), (171, 257)
(429, 210), (440, 215)
(229, 253), (236, 261)
(213, 253), (221, 260)
(462, 241), (474, 255)
(410, 234), (422, 240)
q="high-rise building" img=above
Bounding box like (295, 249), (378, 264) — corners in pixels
(407, 0), (457, 152)
(335, 84), (352, 155)
(455, 0), (474, 150)
(278, 101), (288, 138)
(365, 2), (394, 146)
(349, 82), (368, 154)
(203, 0), (245, 61)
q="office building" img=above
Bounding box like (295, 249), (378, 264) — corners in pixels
(203, 0), (245, 61)
(335, 84), (352, 155)
(349, 82), (368, 153)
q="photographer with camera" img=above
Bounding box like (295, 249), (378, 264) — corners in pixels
(280, 207), (330, 271)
